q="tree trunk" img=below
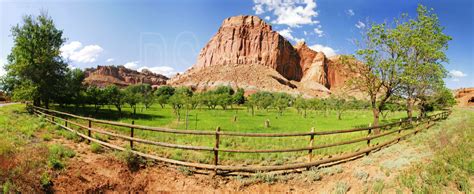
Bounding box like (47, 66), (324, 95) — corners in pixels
(372, 108), (380, 134)
(33, 98), (40, 107)
(406, 98), (414, 123)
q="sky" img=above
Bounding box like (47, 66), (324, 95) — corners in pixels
(0, 0), (472, 89)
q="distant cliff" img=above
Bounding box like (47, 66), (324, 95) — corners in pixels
(84, 65), (168, 88)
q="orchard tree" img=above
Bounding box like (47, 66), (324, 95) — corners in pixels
(123, 85), (142, 116)
(138, 84), (154, 109)
(294, 96), (310, 118)
(273, 92), (293, 116)
(233, 88), (245, 105)
(169, 87), (193, 121)
(245, 94), (257, 116)
(253, 91), (274, 110)
(104, 85), (125, 115)
(155, 85), (175, 108)
(86, 86), (106, 113)
(342, 21), (405, 132)
(398, 5), (451, 119)
(2, 12), (68, 108)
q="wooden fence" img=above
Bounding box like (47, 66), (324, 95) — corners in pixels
(30, 105), (450, 172)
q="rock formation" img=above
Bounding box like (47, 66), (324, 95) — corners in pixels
(194, 15), (302, 81)
(169, 15), (355, 97)
(454, 87), (474, 107)
(84, 65), (168, 88)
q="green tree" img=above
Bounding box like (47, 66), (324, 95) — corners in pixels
(253, 91), (274, 110)
(86, 86), (106, 113)
(54, 68), (85, 107)
(2, 12), (68, 108)
(294, 96), (310, 118)
(273, 92), (292, 116)
(123, 85), (143, 116)
(232, 88), (245, 105)
(342, 20), (405, 132)
(155, 85), (175, 108)
(245, 94), (258, 116)
(137, 84), (154, 109)
(397, 5), (451, 119)
(168, 87), (193, 121)
(103, 85), (125, 115)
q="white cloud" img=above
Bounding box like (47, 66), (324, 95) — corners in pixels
(309, 44), (337, 57)
(253, 0), (319, 28)
(138, 66), (179, 78)
(355, 21), (366, 29)
(314, 27), (324, 37)
(278, 28), (305, 43)
(264, 16), (270, 21)
(106, 58), (115, 62)
(124, 61), (139, 69)
(449, 70), (467, 82)
(346, 9), (355, 16)
(61, 41), (104, 63)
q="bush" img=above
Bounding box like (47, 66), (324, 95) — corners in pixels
(90, 142), (102, 153)
(47, 144), (75, 170)
(334, 181), (350, 194)
(116, 148), (143, 172)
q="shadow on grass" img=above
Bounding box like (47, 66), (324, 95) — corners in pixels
(51, 105), (164, 121)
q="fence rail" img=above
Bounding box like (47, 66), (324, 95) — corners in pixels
(30, 105), (450, 172)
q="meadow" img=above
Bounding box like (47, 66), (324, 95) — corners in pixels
(49, 104), (425, 166)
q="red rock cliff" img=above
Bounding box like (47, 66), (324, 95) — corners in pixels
(84, 66), (168, 88)
(195, 15), (302, 81)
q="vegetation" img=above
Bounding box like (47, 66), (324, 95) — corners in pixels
(341, 5), (452, 131)
(0, 104), (75, 192)
(1, 12), (69, 108)
(396, 108), (473, 193)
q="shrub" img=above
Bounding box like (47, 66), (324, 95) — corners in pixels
(117, 148), (143, 172)
(178, 166), (193, 176)
(90, 142), (102, 153)
(334, 181), (350, 194)
(41, 133), (53, 141)
(47, 144), (75, 170)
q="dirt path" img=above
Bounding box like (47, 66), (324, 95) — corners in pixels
(49, 125), (439, 193)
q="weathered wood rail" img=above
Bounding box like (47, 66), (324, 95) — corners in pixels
(30, 105), (450, 172)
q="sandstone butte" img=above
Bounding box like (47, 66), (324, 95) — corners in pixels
(168, 15), (353, 97)
(84, 65), (168, 88)
(453, 87), (474, 107)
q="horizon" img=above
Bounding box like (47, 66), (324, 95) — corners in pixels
(0, 0), (472, 89)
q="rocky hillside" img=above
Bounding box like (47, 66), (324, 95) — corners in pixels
(84, 65), (168, 88)
(454, 87), (474, 107)
(168, 15), (353, 97)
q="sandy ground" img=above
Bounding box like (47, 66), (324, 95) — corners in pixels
(49, 128), (437, 193)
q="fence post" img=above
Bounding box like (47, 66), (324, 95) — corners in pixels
(130, 120), (135, 149)
(397, 119), (402, 142)
(366, 123), (372, 156)
(214, 127), (221, 168)
(308, 127), (315, 162)
(415, 116), (420, 135)
(52, 115), (54, 122)
(88, 119), (92, 143)
(65, 117), (68, 128)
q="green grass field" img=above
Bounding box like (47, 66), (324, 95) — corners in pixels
(49, 104), (426, 165)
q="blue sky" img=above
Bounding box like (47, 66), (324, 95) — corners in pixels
(0, 0), (472, 88)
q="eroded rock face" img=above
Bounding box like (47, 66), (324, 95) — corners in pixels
(84, 66), (168, 88)
(195, 15), (302, 81)
(296, 42), (329, 89)
(454, 87), (474, 107)
(170, 15), (357, 97)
